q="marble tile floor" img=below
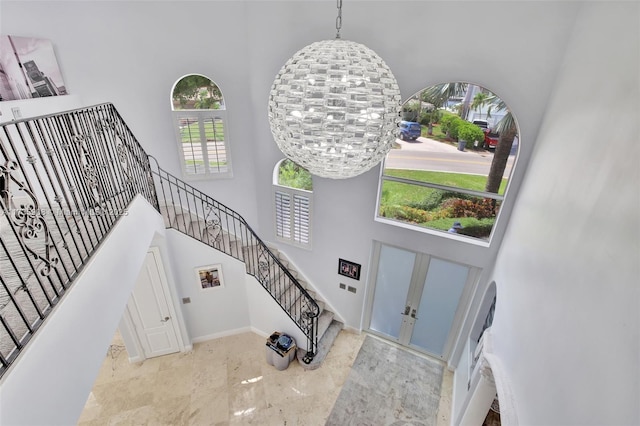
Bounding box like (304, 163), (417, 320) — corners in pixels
(78, 331), (453, 425)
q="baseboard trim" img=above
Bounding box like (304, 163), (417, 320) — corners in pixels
(190, 326), (253, 344)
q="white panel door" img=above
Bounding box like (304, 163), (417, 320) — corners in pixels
(127, 249), (179, 358)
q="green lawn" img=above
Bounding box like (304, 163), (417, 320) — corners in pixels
(181, 121), (225, 143)
(380, 169), (504, 237)
(384, 169), (507, 195)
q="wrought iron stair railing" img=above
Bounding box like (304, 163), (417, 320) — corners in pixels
(0, 103), (318, 378)
(0, 103), (156, 378)
(149, 159), (319, 362)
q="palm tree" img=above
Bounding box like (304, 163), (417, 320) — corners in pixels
(421, 82), (468, 111)
(471, 91), (490, 120)
(421, 83), (517, 195)
(484, 97), (517, 194)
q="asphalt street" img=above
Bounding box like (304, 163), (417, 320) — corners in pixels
(385, 137), (514, 177)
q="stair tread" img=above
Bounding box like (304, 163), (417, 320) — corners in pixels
(296, 319), (343, 370)
(316, 309), (334, 338)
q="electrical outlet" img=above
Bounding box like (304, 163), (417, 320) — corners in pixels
(339, 283), (346, 290)
(348, 286), (356, 294)
(182, 297), (191, 304)
(11, 107), (22, 119)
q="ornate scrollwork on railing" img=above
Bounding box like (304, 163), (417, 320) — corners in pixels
(0, 160), (17, 206)
(256, 247), (271, 279)
(203, 205), (223, 244)
(115, 143), (132, 185)
(96, 116), (133, 188)
(66, 133), (103, 208)
(2, 160), (59, 276)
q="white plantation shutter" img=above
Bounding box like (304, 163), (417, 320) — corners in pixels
(292, 194), (310, 244)
(275, 190), (292, 239)
(273, 187), (312, 248)
(173, 110), (232, 179)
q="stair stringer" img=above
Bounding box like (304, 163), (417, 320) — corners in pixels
(159, 201), (243, 256)
(265, 244), (345, 370)
(265, 243), (345, 326)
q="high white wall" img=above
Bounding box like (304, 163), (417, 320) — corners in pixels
(161, 230), (312, 349)
(0, 0), (579, 333)
(1, 1), (259, 224)
(0, 196), (166, 426)
(164, 230), (252, 340)
(486, 2), (640, 425)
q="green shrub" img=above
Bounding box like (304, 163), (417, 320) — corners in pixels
(445, 197), (498, 219)
(408, 190), (473, 211)
(458, 121), (486, 148)
(278, 159), (312, 190)
(379, 205), (433, 224)
(439, 114), (455, 136)
(448, 117), (465, 140)
(419, 110), (442, 127)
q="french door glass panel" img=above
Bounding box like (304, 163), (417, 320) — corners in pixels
(409, 257), (469, 355)
(369, 245), (416, 340)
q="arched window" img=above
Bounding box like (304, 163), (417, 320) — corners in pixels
(376, 82), (519, 243)
(272, 159), (313, 248)
(171, 74), (232, 179)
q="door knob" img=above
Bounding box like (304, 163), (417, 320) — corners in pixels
(401, 305), (410, 315)
(161, 316), (170, 323)
(410, 309), (418, 319)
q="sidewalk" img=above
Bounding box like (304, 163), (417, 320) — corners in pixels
(395, 136), (492, 157)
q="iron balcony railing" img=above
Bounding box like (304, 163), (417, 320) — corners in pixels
(0, 103), (318, 378)
(0, 103), (156, 377)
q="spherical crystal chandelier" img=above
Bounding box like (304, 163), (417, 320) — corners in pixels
(268, 1), (401, 179)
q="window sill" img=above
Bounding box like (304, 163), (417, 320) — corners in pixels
(181, 172), (234, 182)
(374, 216), (492, 248)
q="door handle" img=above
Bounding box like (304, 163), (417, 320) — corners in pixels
(410, 309), (418, 320)
(161, 316), (170, 323)
(401, 305), (410, 315)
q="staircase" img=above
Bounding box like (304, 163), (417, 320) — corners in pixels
(151, 165), (344, 368)
(265, 244), (343, 370)
(0, 103), (341, 378)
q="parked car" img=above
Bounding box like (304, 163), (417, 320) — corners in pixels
(472, 119), (489, 130)
(399, 121), (422, 141)
(484, 130), (500, 149)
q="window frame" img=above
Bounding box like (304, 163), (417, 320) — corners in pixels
(171, 75), (232, 180)
(376, 82), (518, 246)
(375, 169), (504, 247)
(272, 159), (313, 249)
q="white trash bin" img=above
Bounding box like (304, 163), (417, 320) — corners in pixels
(265, 332), (296, 370)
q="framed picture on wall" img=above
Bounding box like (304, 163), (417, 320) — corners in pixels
(0, 35), (68, 101)
(338, 258), (361, 281)
(195, 264), (224, 290)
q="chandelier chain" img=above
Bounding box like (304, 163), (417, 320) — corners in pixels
(335, 0), (342, 39)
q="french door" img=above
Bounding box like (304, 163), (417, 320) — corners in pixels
(366, 242), (476, 359)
